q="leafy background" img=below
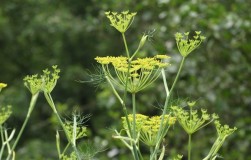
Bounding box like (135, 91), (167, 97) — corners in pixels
(0, 0), (250, 159)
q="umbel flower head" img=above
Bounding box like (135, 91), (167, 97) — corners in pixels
(105, 11), (137, 33)
(0, 83), (7, 92)
(64, 121), (87, 140)
(121, 114), (176, 146)
(175, 31), (206, 57)
(95, 55), (170, 93)
(203, 121), (237, 160)
(0, 105), (12, 125)
(171, 105), (218, 134)
(24, 65), (60, 94)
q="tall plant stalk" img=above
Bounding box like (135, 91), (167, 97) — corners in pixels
(150, 57), (186, 160)
(6, 92), (39, 160)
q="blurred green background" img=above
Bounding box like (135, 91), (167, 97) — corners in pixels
(0, 0), (250, 159)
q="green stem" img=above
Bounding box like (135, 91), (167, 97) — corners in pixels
(121, 32), (141, 160)
(132, 93), (140, 160)
(6, 93), (39, 160)
(62, 142), (71, 156)
(132, 93), (136, 139)
(122, 33), (130, 58)
(44, 92), (81, 160)
(188, 134), (192, 160)
(150, 57), (186, 160)
(0, 125), (5, 159)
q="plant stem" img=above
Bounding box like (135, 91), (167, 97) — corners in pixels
(132, 93), (136, 139)
(132, 93), (140, 160)
(122, 33), (130, 58)
(188, 134), (192, 160)
(121, 32), (141, 160)
(150, 57), (186, 160)
(6, 92), (39, 160)
(44, 92), (81, 160)
(0, 125), (5, 159)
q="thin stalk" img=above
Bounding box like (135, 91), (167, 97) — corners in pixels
(188, 105), (192, 160)
(121, 32), (140, 160)
(56, 131), (61, 159)
(44, 92), (81, 160)
(132, 93), (140, 160)
(188, 134), (192, 160)
(6, 92), (39, 160)
(150, 57), (186, 160)
(122, 33), (130, 58)
(0, 125), (5, 159)
(132, 93), (136, 139)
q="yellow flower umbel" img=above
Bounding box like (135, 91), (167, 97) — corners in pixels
(64, 121), (87, 140)
(171, 105), (218, 134)
(24, 65), (60, 94)
(121, 114), (176, 147)
(175, 31), (206, 57)
(105, 11), (137, 33)
(203, 121), (237, 160)
(0, 83), (7, 92)
(0, 105), (12, 125)
(95, 55), (170, 93)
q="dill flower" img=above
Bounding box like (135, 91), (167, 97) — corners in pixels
(0, 105), (12, 125)
(203, 121), (237, 160)
(0, 83), (7, 92)
(0, 83), (7, 89)
(121, 114), (176, 147)
(105, 11), (137, 33)
(95, 55), (170, 93)
(64, 121), (87, 140)
(171, 105), (218, 134)
(23, 65), (60, 94)
(175, 31), (206, 57)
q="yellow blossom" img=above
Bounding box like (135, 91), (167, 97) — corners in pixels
(105, 11), (137, 33)
(0, 83), (7, 89)
(95, 55), (170, 93)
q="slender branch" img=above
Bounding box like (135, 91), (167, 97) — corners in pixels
(44, 92), (81, 160)
(6, 92), (39, 160)
(188, 134), (192, 160)
(150, 57), (186, 160)
(122, 33), (130, 58)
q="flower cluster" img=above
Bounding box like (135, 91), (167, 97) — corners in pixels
(105, 11), (137, 33)
(215, 120), (237, 140)
(0, 83), (7, 92)
(171, 105), (218, 134)
(95, 55), (170, 93)
(0, 105), (12, 125)
(121, 114), (176, 146)
(175, 31), (206, 57)
(203, 120), (237, 160)
(64, 121), (87, 140)
(23, 65), (60, 94)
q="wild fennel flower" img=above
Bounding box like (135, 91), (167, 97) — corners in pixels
(0, 83), (7, 89)
(41, 65), (60, 93)
(105, 11), (137, 33)
(24, 74), (43, 95)
(95, 55), (170, 93)
(175, 31), (206, 57)
(0, 105), (12, 125)
(203, 121), (237, 160)
(0, 83), (7, 92)
(23, 65), (60, 94)
(61, 152), (77, 160)
(121, 114), (176, 147)
(64, 121), (87, 140)
(171, 105), (218, 134)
